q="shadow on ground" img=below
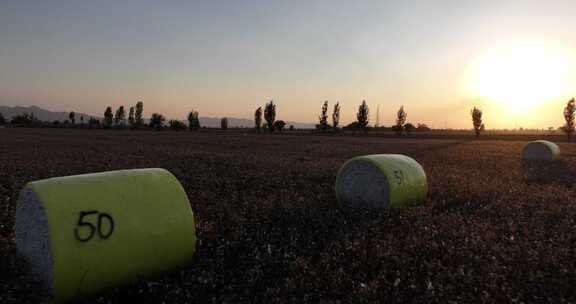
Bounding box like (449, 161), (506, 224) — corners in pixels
(522, 160), (576, 187)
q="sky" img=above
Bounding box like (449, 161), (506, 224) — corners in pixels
(2, 0), (576, 128)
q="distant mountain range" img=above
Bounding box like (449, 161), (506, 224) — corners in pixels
(0, 105), (316, 129)
(0, 105), (94, 123)
(194, 116), (314, 129)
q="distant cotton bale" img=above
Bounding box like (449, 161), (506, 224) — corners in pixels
(522, 140), (560, 161)
(15, 168), (197, 303)
(335, 154), (427, 209)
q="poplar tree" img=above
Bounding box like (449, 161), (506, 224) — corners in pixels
(187, 110), (200, 130)
(318, 101), (329, 131)
(104, 107), (113, 128)
(356, 100), (369, 134)
(114, 106), (126, 128)
(128, 106), (135, 127)
(221, 117), (228, 130)
(471, 107), (484, 138)
(332, 102), (340, 129)
(254, 107), (262, 133)
(264, 100), (276, 132)
(134, 101), (144, 128)
(69, 112), (76, 125)
(394, 106), (407, 136)
(563, 98), (575, 141)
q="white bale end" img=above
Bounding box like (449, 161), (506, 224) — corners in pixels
(522, 140), (560, 161)
(15, 187), (54, 297)
(336, 159), (390, 209)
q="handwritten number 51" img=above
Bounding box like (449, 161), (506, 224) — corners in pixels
(393, 170), (405, 185)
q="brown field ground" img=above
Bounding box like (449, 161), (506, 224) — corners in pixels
(1, 128), (576, 303)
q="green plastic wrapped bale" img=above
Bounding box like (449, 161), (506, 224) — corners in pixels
(335, 154), (428, 209)
(522, 140), (560, 161)
(15, 168), (197, 303)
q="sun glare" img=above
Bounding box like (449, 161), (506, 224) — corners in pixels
(469, 41), (575, 113)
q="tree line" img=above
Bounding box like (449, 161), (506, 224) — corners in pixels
(1, 98), (575, 141)
(308, 100), (427, 136)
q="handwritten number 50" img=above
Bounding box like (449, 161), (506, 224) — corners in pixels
(74, 210), (114, 242)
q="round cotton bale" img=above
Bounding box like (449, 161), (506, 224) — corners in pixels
(15, 168), (197, 303)
(522, 140), (560, 161)
(335, 154), (427, 209)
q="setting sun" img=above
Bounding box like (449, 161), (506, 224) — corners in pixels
(469, 41), (576, 113)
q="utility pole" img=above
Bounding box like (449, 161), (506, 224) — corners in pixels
(375, 104), (380, 128)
